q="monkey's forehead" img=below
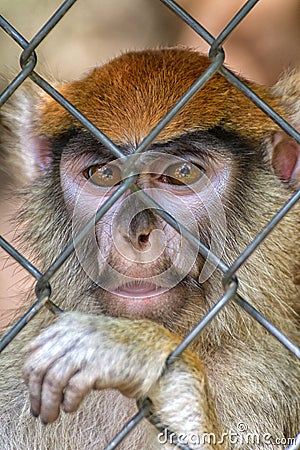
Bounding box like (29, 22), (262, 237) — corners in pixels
(38, 48), (280, 145)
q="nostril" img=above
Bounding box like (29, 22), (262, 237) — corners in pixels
(138, 232), (151, 245)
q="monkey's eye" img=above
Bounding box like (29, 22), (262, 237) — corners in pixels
(159, 162), (204, 186)
(83, 164), (122, 187)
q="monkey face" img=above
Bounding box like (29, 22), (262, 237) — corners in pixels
(56, 130), (230, 322)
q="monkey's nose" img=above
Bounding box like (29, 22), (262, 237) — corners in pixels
(127, 209), (157, 251)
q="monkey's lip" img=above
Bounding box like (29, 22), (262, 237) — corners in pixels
(112, 282), (166, 299)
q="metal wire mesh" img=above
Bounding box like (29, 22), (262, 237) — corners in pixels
(0, 1), (299, 449)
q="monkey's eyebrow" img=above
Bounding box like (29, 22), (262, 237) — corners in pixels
(174, 127), (255, 154)
(51, 128), (125, 161)
(51, 128), (211, 162)
(150, 129), (237, 159)
(51, 126), (254, 162)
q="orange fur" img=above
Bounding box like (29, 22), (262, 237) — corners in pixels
(39, 49), (282, 145)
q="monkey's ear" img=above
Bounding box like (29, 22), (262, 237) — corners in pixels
(271, 131), (300, 189)
(0, 85), (53, 186)
(269, 72), (300, 189)
(28, 135), (53, 175)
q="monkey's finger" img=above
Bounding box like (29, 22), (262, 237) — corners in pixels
(39, 356), (80, 424)
(62, 370), (95, 414)
(27, 379), (42, 418)
(24, 352), (56, 417)
(25, 365), (45, 418)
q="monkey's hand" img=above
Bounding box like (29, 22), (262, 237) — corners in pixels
(23, 311), (218, 446)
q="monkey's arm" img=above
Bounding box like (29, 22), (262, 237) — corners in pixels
(23, 311), (221, 449)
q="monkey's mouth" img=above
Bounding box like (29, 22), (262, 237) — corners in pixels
(112, 281), (166, 299)
(96, 278), (191, 319)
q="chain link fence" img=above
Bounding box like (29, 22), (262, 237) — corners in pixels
(0, 0), (299, 449)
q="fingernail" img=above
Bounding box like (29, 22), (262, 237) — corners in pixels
(40, 418), (49, 426)
(30, 407), (39, 418)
